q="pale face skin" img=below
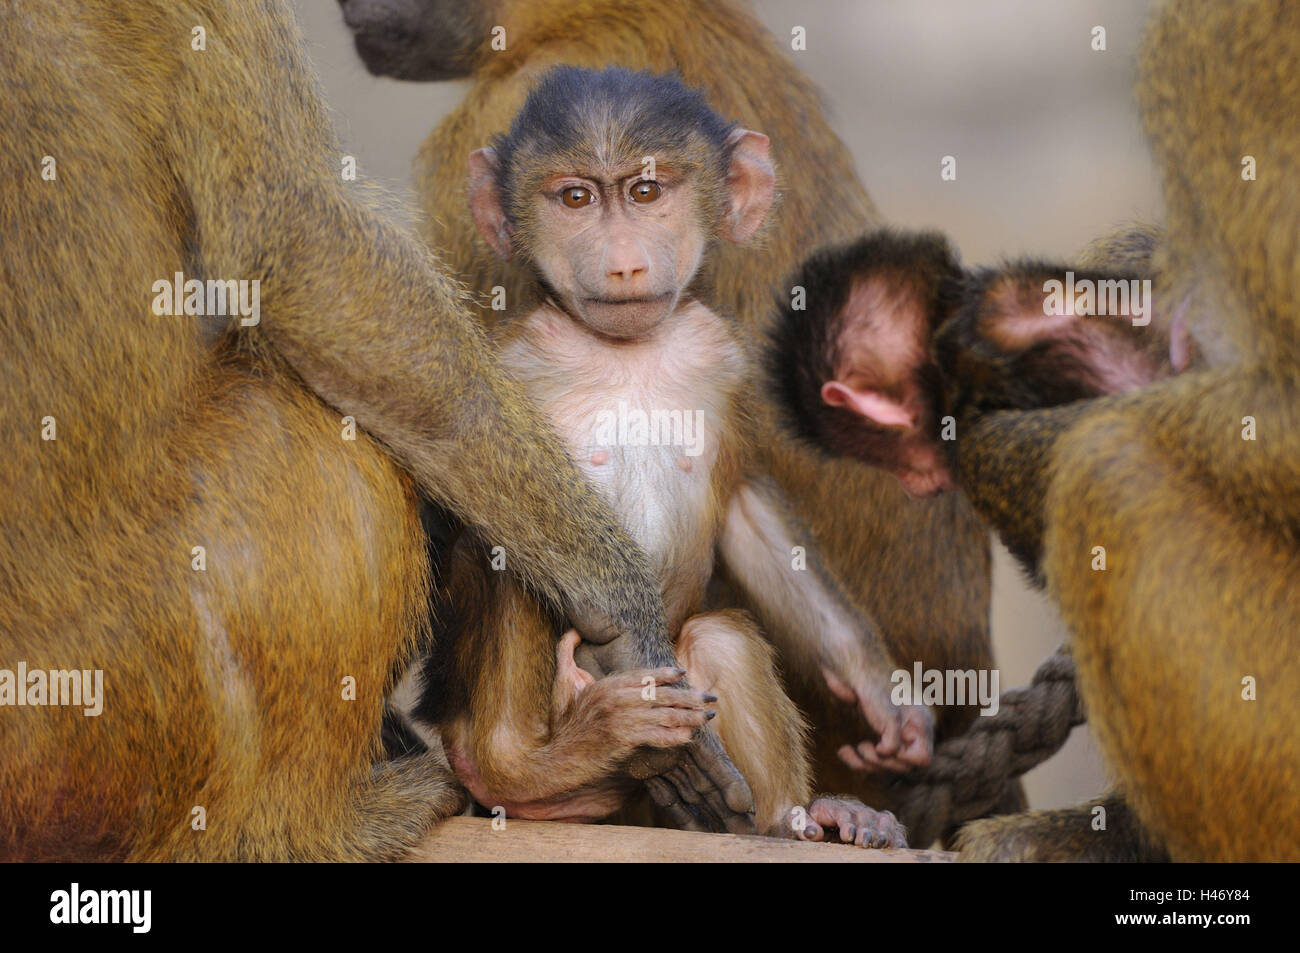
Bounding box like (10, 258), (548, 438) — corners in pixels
(528, 166), (707, 340)
(468, 129), (774, 341)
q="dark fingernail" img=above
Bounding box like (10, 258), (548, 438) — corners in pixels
(705, 710), (717, 720)
(702, 693), (718, 703)
(845, 825), (856, 842)
(674, 667), (687, 676)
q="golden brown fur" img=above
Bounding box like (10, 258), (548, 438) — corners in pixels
(0, 0), (694, 860)
(953, 0), (1300, 860)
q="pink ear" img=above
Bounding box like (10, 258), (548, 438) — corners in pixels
(722, 129), (775, 243)
(467, 147), (513, 260)
(822, 381), (915, 429)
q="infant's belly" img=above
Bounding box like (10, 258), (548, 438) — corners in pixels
(579, 442), (714, 568)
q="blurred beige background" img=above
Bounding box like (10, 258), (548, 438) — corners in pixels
(292, 0), (1163, 811)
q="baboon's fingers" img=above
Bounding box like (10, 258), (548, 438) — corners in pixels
(640, 706), (714, 733)
(641, 725), (754, 831)
(855, 811), (906, 850)
(896, 704), (935, 767)
(629, 716), (700, 749)
(853, 741), (915, 774)
(684, 740), (757, 835)
(693, 729), (757, 816)
(836, 744), (871, 771)
(857, 810), (903, 849)
(788, 807), (824, 842)
(647, 686), (717, 710)
(806, 796), (906, 850)
(645, 776), (709, 832)
(867, 708), (901, 758)
(602, 667), (688, 693)
(661, 763), (728, 833)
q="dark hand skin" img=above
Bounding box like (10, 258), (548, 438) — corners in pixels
(570, 606), (757, 827)
(554, 630), (758, 832)
(643, 731), (760, 835)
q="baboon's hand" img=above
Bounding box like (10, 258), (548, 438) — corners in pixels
(560, 671), (756, 833)
(822, 666), (934, 773)
(643, 727), (758, 835)
(784, 796), (907, 849)
(556, 629), (756, 832)
(554, 633), (713, 756)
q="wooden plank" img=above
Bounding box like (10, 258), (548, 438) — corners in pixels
(408, 817), (956, 863)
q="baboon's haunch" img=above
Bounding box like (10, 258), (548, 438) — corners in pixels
(404, 67), (911, 845)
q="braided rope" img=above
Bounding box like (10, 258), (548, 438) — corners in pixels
(892, 644), (1086, 840)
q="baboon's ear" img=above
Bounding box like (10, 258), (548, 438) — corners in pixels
(721, 130), (775, 243)
(935, 264), (1188, 414)
(769, 229), (962, 498)
(467, 147), (514, 260)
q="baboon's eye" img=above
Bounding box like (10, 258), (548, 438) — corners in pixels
(629, 180), (662, 204)
(562, 186), (594, 208)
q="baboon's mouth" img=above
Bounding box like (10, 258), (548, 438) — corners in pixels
(584, 294), (673, 306)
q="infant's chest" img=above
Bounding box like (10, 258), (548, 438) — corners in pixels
(502, 311), (742, 561)
(568, 386), (720, 556)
